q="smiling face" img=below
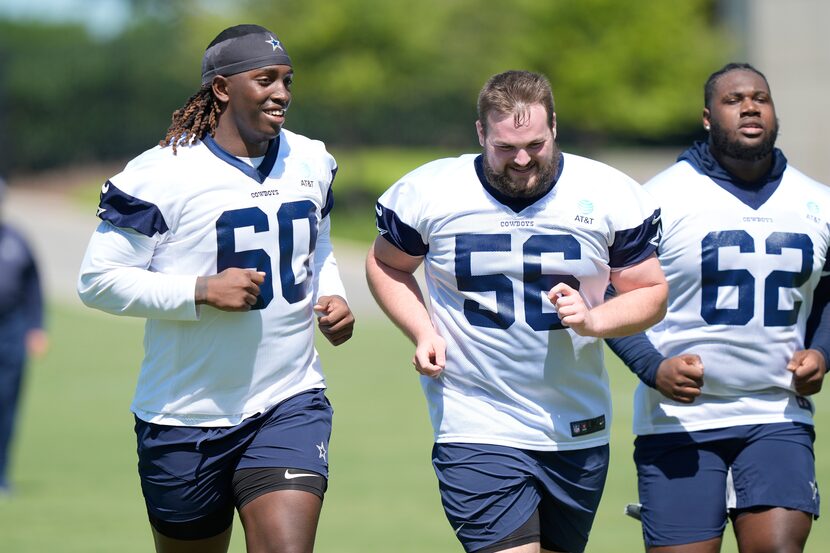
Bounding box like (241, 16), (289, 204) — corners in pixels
(211, 64), (293, 156)
(704, 69), (778, 162)
(476, 103), (559, 198)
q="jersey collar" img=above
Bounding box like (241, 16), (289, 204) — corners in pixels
(202, 134), (281, 184)
(474, 154), (563, 213)
(678, 140), (787, 210)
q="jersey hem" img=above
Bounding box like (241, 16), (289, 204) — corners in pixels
(434, 435), (609, 452)
(634, 412), (815, 435)
(131, 385), (327, 427)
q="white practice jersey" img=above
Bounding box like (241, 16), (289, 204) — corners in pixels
(377, 153), (660, 450)
(78, 130), (347, 426)
(636, 157), (830, 435)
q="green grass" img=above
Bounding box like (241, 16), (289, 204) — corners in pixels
(2, 303), (829, 552)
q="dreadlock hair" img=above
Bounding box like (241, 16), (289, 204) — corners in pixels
(160, 86), (222, 154)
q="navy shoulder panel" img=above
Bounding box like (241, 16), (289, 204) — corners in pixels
(97, 180), (169, 238)
(609, 208), (660, 268)
(375, 202), (428, 257)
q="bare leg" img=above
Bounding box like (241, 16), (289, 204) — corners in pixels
(493, 543), (540, 552)
(238, 489), (323, 553)
(151, 526), (232, 553)
(647, 537), (722, 553)
(733, 507), (811, 553)
(479, 541), (582, 552)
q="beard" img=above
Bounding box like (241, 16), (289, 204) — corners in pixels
(483, 146), (561, 199)
(710, 119), (779, 162)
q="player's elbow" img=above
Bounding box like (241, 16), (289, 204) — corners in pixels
(77, 270), (104, 309)
(653, 281), (668, 319)
(642, 281), (669, 328)
(603, 280), (668, 338)
(77, 268), (121, 313)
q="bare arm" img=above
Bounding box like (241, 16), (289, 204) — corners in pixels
(654, 354), (705, 403)
(365, 236), (445, 377)
(787, 349), (826, 396)
(314, 295), (355, 346)
(195, 269), (266, 311)
(550, 254), (667, 338)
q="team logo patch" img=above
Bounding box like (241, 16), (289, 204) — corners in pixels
(569, 414), (606, 437)
(266, 36), (284, 51)
(375, 204), (388, 235)
(795, 396), (814, 412)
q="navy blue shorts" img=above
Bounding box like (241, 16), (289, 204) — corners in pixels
(635, 422), (820, 547)
(135, 388), (332, 539)
(432, 442), (609, 553)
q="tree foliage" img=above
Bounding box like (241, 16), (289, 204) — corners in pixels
(0, 0), (729, 173)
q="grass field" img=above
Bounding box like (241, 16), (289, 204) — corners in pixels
(1, 302), (828, 552)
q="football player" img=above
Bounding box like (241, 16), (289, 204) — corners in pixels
(78, 24), (354, 553)
(608, 62), (828, 553)
(366, 70), (668, 553)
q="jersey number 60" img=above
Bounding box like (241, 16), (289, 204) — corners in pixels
(216, 201), (317, 310)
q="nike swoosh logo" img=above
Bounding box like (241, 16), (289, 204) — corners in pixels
(284, 469), (318, 480)
(101, 182), (110, 194)
(454, 523), (465, 535)
(651, 213), (661, 225)
(375, 204), (383, 216)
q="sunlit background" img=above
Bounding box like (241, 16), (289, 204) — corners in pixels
(0, 1), (828, 552)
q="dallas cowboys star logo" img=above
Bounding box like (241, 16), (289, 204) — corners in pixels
(266, 36), (283, 51)
(316, 441), (327, 461)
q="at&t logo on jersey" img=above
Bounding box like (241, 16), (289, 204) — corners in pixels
(806, 201), (821, 223)
(574, 199), (594, 224)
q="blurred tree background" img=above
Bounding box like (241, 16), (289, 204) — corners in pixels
(0, 0), (731, 176)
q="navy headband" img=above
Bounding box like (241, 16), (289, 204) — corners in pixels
(201, 24), (292, 87)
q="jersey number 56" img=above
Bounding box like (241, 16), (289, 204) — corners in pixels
(456, 233), (581, 331)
